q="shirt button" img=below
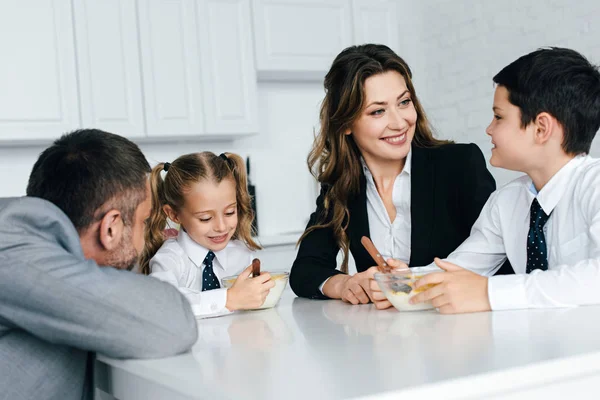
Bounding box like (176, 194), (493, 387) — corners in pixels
(211, 303), (218, 311)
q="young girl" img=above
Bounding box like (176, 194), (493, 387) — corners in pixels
(140, 151), (274, 318)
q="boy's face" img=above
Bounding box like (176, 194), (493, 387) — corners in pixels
(486, 85), (537, 171)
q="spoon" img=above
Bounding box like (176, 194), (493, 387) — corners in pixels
(360, 236), (390, 273)
(251, 258), (261, 278)
(360, 236), (412, 294)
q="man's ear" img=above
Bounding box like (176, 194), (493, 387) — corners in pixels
(163, 204), (180, 224)
(98, 209), (124, 251)
(534, 112), (556, 145)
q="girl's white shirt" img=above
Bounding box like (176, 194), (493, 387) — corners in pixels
(150, 229), (253, 318)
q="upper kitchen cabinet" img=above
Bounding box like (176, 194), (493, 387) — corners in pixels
(0, 0), (80, 140)
(252, 0), (399, 81)
(74, 0), (146, 138)
(352, 0), (399, 52)
(252, 0), (353, 81)
(138, 0), (258, 137)
(0, 0), (259, 142)
(138, 0), (205, 137)
(197, 0), (259, 134)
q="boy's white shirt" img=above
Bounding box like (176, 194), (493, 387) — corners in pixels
(445, 154), (600, 310)
(150, 230), (253, 318)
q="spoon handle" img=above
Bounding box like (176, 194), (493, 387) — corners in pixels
(251, 258), (261, 277)
(360, 236), (390, 273)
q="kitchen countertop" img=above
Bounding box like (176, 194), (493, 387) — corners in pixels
(96, 289), (600, 399)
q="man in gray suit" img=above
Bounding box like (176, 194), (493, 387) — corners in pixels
(0, 130), (198, 400)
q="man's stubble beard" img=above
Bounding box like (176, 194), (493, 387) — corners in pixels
(104, 225), (139, 271)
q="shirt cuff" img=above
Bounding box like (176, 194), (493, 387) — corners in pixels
(319, 277), (332, 295)
(488, 274), (528, 311)
(191, 288), (231, 318)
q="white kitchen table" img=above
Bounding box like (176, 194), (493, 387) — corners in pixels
(95, 289), (600, 399)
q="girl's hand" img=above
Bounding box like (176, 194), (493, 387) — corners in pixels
(225, 264), (275, 311)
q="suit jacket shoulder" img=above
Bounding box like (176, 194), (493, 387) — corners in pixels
(0, 196), (82, 256)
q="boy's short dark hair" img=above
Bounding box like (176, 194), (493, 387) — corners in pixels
(493, 47), (600, 155)
(27, 129), (151, 232)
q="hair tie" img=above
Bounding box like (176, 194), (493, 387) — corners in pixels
(219, 153), (234, 169)
(163, 162), (171, 172)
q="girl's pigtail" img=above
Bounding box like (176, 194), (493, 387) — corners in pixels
(221, 153), (261, 251)
(139, 163), (170, 274)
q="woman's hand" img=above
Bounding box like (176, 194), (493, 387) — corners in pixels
(324, 266), (379, 304)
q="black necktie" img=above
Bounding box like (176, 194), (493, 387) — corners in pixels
(202, 251), (220, 291)
(526, 198), (550, 273)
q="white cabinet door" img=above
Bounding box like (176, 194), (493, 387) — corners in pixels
(138, 0), (205, 136)
(352, 0), (399, 52)
(197, 0), (258, 134)
(74, 0), (145, 137)
(0, 0), (80, 140)
(252, 0), (353, 81)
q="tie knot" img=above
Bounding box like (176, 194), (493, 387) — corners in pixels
(203, 251), (215, 265)
(530, 198), (550, 228)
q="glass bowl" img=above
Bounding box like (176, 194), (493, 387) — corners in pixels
(374, 266), (442, 311)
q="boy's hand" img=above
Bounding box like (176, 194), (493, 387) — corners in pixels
(226, 264), (275, 311)
(409, 258), (491, 314)
(369, 258), (408, 310)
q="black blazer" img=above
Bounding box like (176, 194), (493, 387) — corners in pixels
(290, 143), (513, 299)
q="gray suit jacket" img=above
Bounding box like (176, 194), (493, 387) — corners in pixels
(0, 197), (198, 400)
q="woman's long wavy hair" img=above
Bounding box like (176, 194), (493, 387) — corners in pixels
(139, 152), (261, 275)
(299, 44), (451, 273)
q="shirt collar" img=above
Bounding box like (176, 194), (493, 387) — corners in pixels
(528, 154), (587, 214)
(177, 229), (229, 270)
(361, 148), (412, 182)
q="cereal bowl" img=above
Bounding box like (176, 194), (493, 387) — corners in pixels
(222, 271), (289, 310)
(374, 266), (442, 311)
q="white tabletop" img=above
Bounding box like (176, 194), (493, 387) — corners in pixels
(97, 289), (600, 400)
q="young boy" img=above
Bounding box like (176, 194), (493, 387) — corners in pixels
(408, 47), (600, 313)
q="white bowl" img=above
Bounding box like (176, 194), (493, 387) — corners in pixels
(221, 271), (289, 310)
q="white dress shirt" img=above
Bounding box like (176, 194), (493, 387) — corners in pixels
(363, 150), (412, 262)
(319, 151), (412, 293)
(445, 154), (600, 310)
(150, 230), (253, 318)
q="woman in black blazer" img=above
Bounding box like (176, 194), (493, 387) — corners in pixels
(290, 44), (511, 305)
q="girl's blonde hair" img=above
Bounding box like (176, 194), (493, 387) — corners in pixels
(299, 44), (452, 273)
(139, 152), (261, 275)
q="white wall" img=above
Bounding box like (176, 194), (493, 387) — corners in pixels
(0, 82), (323, 237)
(410, 0), (600, 187)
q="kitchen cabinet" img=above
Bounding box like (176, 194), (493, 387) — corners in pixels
(252, 0), (400, 81)
(75, 0), (146, 137)
(0, 0), (259, 143)
(0, 0), (80, 140)
(252, 0), (353, 81)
